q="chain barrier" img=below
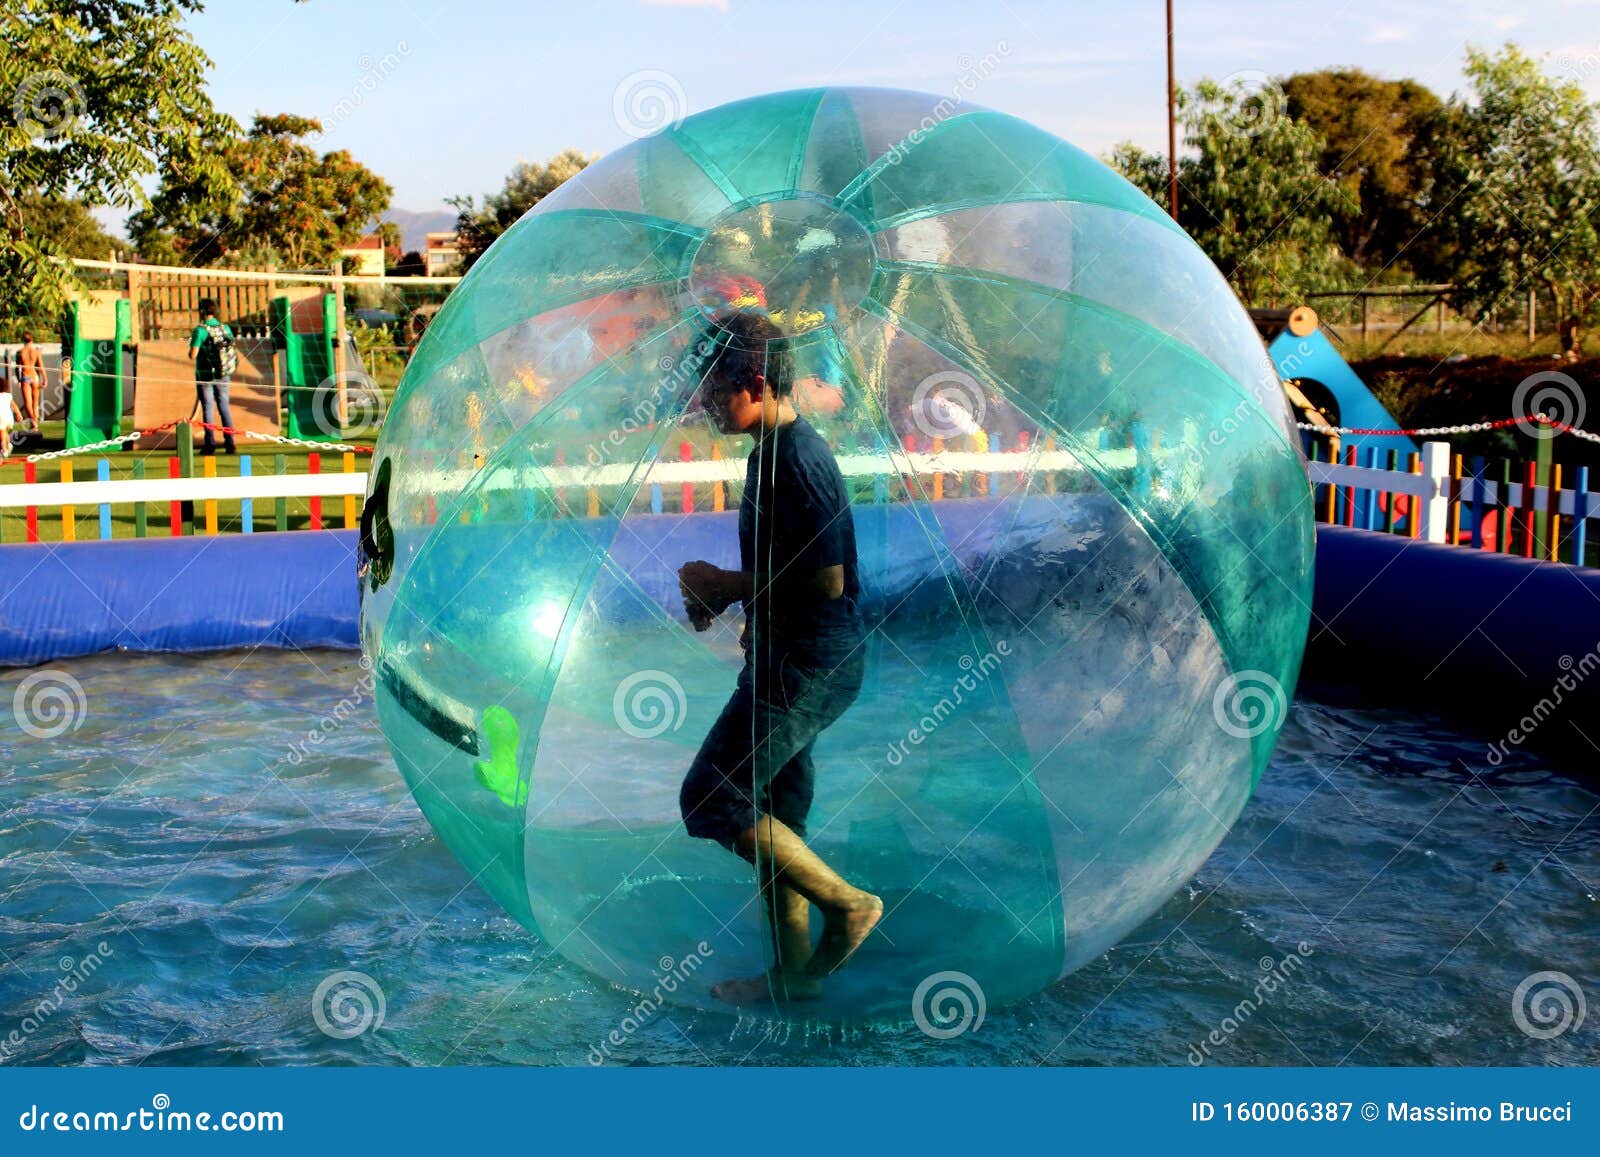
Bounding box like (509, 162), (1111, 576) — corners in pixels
(1297, 414), (1600, 444)
(21, 421), (371, 464)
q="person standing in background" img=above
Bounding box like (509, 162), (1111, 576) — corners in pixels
(17, 333), (45, 437)
(0, 374), (23, 462)
(188, 299), (238, 455)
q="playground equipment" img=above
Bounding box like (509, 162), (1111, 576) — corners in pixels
(271, 294), (344, 441)
(360, 86), (1315, 1020)
(1257, 305), (1418, 462)
(58, 296), (131, 448)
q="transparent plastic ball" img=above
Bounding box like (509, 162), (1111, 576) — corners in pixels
(359, 87), (1313, 1022)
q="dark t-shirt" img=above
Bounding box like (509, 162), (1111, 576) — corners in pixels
(739, 416), (862, 664)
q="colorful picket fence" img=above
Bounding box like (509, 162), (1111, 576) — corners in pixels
(1304, 440), (1594, 567)
(0, 423), (365, 543)
(5, 424), (1597, 571)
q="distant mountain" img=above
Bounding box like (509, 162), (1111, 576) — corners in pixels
(380, 208), (457, 255)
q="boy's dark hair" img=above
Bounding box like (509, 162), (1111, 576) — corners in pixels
(21, 331), (32, 343)
(701, 310), (793, 398)
(199, 298), (218, 317)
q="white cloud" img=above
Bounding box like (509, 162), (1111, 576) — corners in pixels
(1365, 24), (1413, 44)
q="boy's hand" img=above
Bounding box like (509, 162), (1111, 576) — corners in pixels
(678, 560), (732, 631)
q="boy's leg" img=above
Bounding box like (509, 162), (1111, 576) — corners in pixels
(737, 816), (882, 979)
(215, 379), (236, 452)
(198, 383), (217, 452)
(709, 867), (817, 1004)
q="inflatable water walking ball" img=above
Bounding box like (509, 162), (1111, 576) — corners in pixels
(359, 87), (1314, 1022)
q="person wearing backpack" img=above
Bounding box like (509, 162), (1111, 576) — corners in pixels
(188, 298), (238, 455)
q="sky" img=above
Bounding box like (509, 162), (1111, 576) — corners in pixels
(152, 0), (1600, 225)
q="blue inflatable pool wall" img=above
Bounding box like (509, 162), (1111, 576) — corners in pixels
(4, 519), (1597, 762)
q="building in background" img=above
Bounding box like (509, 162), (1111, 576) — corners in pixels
(424, 232), (460, 276)
(340, 233), (385, 277)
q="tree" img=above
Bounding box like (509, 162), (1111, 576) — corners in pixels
(131, 113), (393, 269)
(1112, 78), (1354, 306)
(450, 148), (596, 268)
(390, 250), (426, 278)
(15, 194), (122, 259)
(1433, 45), (1600, 356)
(377, 220), (402, 269)
(1, 0), (234, 322)
(1282, 68), (1445, 268)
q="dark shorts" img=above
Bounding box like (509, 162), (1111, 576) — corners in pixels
(679, 649), (864, 849)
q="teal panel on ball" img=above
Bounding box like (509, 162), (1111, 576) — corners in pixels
(360, 87), (1314, 1023)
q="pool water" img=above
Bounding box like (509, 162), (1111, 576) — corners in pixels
(1, 650), (1596, 1066)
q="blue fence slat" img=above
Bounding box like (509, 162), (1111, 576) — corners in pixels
(240, 455), (253, 533)
(97, 459), (111, 540)
(1575, 466), (1590, 567)
(1362, 446), (1378, 530)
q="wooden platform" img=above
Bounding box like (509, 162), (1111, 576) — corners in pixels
(131, 337), (280, 450)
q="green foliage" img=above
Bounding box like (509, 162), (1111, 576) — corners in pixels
(14, 194), (121, 259)
(132, 112), (393, 269)
(1, 0), (234, 323)
(1431, 45), (1600, 354)
(450, 148), (597, 268)
(349, 319), (405, 387)
(391, 250), (426, 278)
(1112, 77), (1354, 306)
(1283, 68), (1445, 268)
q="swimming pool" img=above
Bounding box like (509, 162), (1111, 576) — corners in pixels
(1, 649), (1595, 1066)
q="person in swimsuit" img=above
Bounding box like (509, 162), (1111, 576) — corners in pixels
(17, 333), (45, 435)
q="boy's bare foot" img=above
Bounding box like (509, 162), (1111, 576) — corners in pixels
(805, 893), (883, 977)
(711, 970), (821, 1005)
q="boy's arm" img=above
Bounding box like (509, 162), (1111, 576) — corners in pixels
(714, 564), (842, 604)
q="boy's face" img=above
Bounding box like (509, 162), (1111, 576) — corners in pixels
(704, 375), (763, 435)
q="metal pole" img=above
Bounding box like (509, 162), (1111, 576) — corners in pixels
(1166, 0), (1178, 218)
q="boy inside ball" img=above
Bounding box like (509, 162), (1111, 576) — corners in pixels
(676, 311), (882, 1004)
